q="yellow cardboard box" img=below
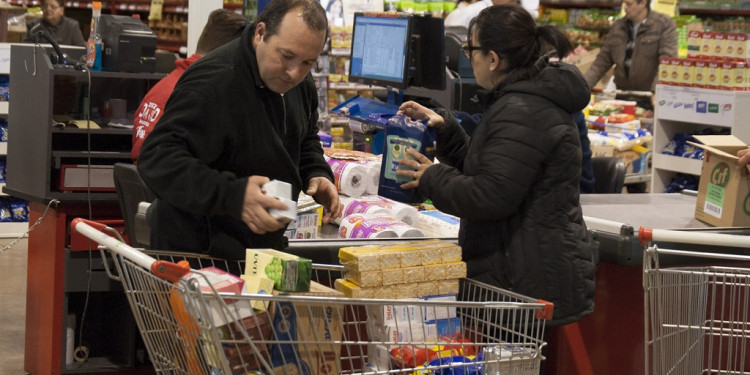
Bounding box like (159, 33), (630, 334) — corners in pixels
(689, 135), (750, 227)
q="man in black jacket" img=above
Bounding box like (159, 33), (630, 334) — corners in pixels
(138, 0), (339, 259)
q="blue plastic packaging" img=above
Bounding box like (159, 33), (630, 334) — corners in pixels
(377, 114), (437, 204)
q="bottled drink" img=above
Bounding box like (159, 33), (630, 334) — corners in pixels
(85, 1), (103, 71)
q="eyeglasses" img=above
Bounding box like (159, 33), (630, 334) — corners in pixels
(461, 43), (482, 60)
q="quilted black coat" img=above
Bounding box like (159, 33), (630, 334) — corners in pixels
(420, 62), (596, 326)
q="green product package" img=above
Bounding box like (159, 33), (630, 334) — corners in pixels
(245, 249), (312, 292)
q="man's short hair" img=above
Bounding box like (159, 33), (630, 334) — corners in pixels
(256, 0), (328, 41)
(195, 9), (250, 55)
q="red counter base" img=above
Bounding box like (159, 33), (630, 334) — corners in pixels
(23, 201), (153, 375)
(545, 262), (645, 375)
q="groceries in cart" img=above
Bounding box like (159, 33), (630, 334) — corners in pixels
(73, 218), (551, 375)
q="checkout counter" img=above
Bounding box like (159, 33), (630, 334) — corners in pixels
(545, 192), (750, 375)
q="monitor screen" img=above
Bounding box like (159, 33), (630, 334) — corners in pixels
(349, 14), (411, 89)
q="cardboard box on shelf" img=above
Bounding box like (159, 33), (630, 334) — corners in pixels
(613, 146), (651, 175)
(688, 135), (750, 227)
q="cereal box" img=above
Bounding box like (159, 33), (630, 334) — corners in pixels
(714, 32), (727, 60)
(700, 31), (715, 60)
(658, 57), (672, 84)
(687, 30), (702, 59)
(680, 59), (695, 86)
(694, 59), (708, 88)
(706, 61), (722, 89)
(737, 33), (750, 61)
(720, 61), (734, 90)
(735, 62), (748, 91)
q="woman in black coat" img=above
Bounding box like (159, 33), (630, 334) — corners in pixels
(397, 5), (595, 326)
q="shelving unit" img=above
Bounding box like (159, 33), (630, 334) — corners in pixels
(8, 0), (245, 54)
(4, 44), (164, 203)
(0, 43), (28, 238)
(651, 84), (750, 192)
(6, 44), (165, 374)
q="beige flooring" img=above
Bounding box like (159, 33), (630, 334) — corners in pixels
(0, 238), (28, 374)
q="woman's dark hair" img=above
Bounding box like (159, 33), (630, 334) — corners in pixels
(256, 0), (328, 41)
(468, 4), (570, 86)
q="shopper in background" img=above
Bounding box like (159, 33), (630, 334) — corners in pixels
(583, 0), (676, 110)
(24, 0), (85, 47)
(444, 0), (519, 28)
(131, 9), (249, 163)
(138, 0), (339, 259)
(396, 5), (595, 326)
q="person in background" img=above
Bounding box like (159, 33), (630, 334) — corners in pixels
(137, 0), (339, 259)
(396, 5), (595, 325)
(24, 0), (85, 47)
(444, 0), (519, 28)
(131, 9), (249, 163)
(583, 0), (676, 110)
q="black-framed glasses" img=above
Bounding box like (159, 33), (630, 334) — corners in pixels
(461, 43), (482, 60)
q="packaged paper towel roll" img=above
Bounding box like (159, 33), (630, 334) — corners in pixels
(366, 160), (381, 195)
(378, 197), (419, 226)
(338, 214), (423, 239)
(339, 214), (399, 239)
(341, 195), (390, 217)
(327, 158), (371, 198)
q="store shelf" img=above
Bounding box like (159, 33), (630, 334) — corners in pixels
(650, 84), (750, 192)
(678, 7), (750, 16)
(652, 154), (703, 175)
(624, 173), (652, 184)
(0, 221), (29, 238)
(539, 1), (620, 8)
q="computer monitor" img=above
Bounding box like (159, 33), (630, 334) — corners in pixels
(410, 15), (446, 90)
(349, 13), (412, 90)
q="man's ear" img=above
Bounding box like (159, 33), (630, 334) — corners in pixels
(254, 22), (266, 42)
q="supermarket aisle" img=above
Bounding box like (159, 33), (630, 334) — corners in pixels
(0, 238), (27, 374)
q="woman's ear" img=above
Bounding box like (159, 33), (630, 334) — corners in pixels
(489, 50), (505, 72)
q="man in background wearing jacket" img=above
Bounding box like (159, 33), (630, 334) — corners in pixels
(132, 9), (249, 163)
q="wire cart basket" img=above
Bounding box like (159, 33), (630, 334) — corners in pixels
(640, 227), (750, 375)
(72, 218), (554, 375)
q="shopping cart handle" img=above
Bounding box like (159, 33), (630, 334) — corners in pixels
(151, 260), (191, 283)
(638, 226), (653, 247)
(535, 299), (554, 321)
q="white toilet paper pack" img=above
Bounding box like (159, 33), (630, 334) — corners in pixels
(338, 214), (424, 239)
(326, 157), (371, 198)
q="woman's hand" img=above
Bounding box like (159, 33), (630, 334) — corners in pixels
(398, 101), (445, 129)
(396, 148), (434, 189)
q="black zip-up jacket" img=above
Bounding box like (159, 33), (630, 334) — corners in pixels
(422, 62), (596, 326)
(138, 25), (333, 259)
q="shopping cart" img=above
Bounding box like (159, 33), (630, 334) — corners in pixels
(640, 227), (750, 375)
(72, 218), (553, 375)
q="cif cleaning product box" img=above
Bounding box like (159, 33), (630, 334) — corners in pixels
(689, 135), (750, 227)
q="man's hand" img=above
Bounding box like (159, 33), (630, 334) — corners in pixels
(306, 176), (340, 224)
(241, 176), (289, 234)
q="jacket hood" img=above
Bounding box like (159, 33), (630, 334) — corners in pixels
(497, 62), (590, 114)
